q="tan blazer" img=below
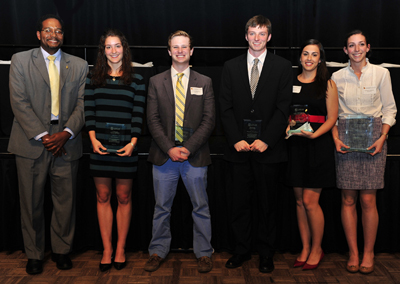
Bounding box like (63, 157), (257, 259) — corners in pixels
(147, 69), (215, 167)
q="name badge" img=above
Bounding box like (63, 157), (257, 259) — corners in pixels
(190, 87), (203, 95)
(362, 86), (376, 95)
(293, 86), (302, 93)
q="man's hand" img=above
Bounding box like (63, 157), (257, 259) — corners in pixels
(42, 131), (71, 156)
(168, 147), (190, 162)
(249, 139), (268, 152)
(234, 140), (251, 152)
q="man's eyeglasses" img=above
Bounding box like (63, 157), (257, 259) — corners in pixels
(42, 28), (64, 36)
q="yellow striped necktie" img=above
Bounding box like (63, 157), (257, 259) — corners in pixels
(175, 73), (185, 142)
(47, 55), (60, 116)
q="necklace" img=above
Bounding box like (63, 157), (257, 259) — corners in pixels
(110, 74), (121, 81)
(110, 75), (120, 81)
(109, 66), (122, 81)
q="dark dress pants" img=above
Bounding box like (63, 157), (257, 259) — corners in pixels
(229, 158), (283, 258)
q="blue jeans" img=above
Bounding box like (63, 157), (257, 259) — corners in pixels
(148, 159), (213, 258)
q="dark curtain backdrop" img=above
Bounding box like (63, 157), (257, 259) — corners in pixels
(1, 0), (400, 65)
(1, 0), (400, 255)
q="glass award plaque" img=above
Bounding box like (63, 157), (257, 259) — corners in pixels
(243, 119), (262, 143)
(182, 127), (194, 142)
(287, 104), (313, 137)
(103, 122), (126, 153)
(340, 115), (374, 153)
(175, 125), (194, 142)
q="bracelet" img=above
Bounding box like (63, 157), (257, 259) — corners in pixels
(130, 142), (134, 147)
(380, 133), (388, 140)
(334, 137), (339, 140)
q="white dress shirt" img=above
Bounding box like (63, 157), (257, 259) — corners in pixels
(331, 59), (397, 126)
(247, 49), (267, 83)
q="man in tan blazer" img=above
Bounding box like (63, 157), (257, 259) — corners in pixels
(145, 30), (215, 273)
(8, 14), (88, 274)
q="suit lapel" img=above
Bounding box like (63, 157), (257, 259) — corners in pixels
(32, 48), (50, 87)
(253, 51), (273, 101)
(163, 69), (197, 115)
(59, 51), (69, 92)
(238, 55), (252, 99)
(32, 49), (69, 95)
(185, 69), (198, 114)
(162, 70), (175, 108)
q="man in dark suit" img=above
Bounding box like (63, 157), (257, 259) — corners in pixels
(219, 15), (292, 273)
(144, 30), (215, 273)
(8, 14), (88, 274)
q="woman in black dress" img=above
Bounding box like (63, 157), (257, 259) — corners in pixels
(287, 39), (338, 270)
(84, 29), (145, 271)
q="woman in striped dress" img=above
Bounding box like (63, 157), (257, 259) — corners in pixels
(84, 28), (145, 271)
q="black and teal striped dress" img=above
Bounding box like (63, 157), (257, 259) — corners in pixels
(84, 74), (146, 179)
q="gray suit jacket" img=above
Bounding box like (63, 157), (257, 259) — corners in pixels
(147, 69), (215, 167)
(8, 48), (88, 161)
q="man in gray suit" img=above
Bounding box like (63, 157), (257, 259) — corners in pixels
(8, 14), (88, 275)
(144, 30), (215, 273)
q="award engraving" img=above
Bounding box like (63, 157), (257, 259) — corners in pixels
(182, 127), (194, 142)
(286, 105), (313, 138)
(340, 115), (374, 153)
(243, 119), (262, 143)
(103, 123), (126, 153)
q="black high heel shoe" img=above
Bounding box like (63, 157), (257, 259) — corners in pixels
(99, 262), (112, 272)
(113, 260), (127, 270)
(99, 255), (114, 272)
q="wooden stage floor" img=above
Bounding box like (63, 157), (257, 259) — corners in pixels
(1, 250), (400, 283)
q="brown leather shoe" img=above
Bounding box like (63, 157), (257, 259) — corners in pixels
(346, 264), (359, 273)
(360, 264), (374, 274)
(198, 256), (213, 273)
(144, 254), (163, 272)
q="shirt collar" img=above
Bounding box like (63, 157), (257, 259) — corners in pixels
(348, 58), (370, 74)
(171, 66), (190, 78)
(40, 47), (61, 61)
(247, 49), (267, 66)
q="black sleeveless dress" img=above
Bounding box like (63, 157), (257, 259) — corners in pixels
(286, 77), (336, 188)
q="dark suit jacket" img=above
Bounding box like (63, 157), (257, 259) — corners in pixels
(147, 69), (215, 167)
(8, 48), (88, 161)
(219, 51), (292, 164)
